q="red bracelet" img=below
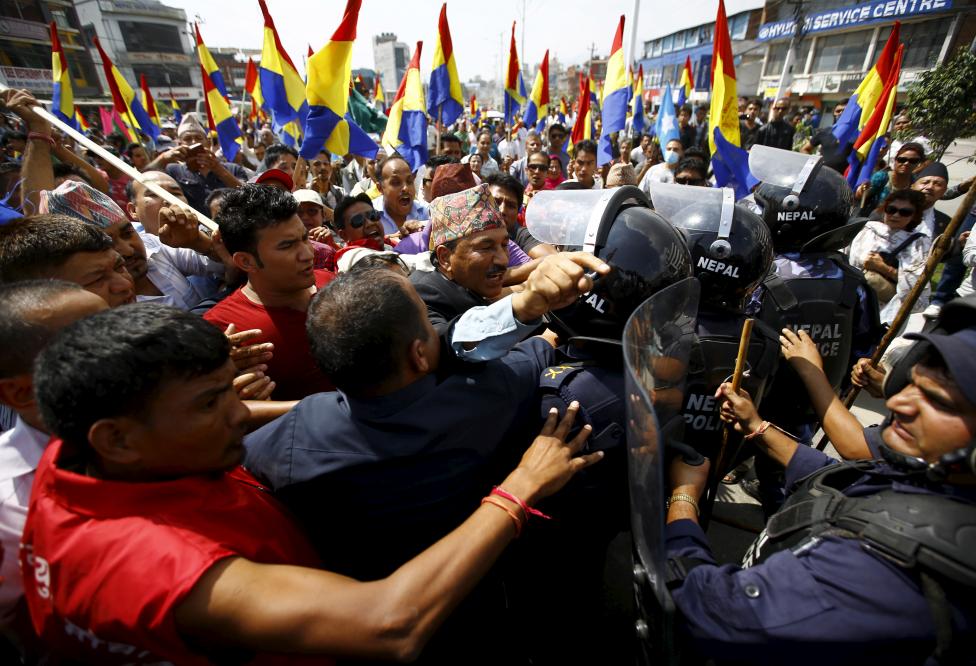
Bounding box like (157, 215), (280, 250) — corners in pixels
(27, 132), (55, 147)
(491, 486), (551, 521)
(481, 497), (523, 537)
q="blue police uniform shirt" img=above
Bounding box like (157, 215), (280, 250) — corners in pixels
(666, 442), (975, 666)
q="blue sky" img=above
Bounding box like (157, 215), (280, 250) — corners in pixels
(168, 0), (763, 81)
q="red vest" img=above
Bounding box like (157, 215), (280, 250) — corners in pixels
(21, 439), (327, 665)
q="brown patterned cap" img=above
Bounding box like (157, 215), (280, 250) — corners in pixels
(428, 183), (505, 250)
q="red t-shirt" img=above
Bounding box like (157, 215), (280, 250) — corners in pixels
(204, 270), (335, 400)
(21, 438), (326, 665)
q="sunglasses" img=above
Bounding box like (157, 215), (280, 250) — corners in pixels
(422, 178), (434, 186)
(773, 106), (788, 111)
(675, 177), (706, 186)
(885, 205), (916, 217)
(346, 209), (382, 228)
(527, 163), (548, 171)
(895, 156), (921, 165)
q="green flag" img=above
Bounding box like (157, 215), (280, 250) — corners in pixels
(348, 86), (387, 135)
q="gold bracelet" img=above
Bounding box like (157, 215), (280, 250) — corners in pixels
(667, 493), (700, 515)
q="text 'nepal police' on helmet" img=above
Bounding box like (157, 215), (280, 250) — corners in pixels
(751, 146), (861, 253)
(526, 185), (692, 343)
(650, 183), (773, 311)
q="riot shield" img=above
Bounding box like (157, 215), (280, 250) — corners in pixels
(524, 185), (649, 252)
(622, 276), (700, 665)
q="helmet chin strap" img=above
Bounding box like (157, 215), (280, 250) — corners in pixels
(708, 188), (735, 260)
(879, 440), (976, 483)
(781, 154), (822, 211)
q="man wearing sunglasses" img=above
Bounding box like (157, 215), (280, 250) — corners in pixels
(673, 157), (709, 187)
(755, 98), (794, 151)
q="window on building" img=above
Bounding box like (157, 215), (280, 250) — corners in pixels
(661, 64), (675, 85)
(652, 40), (662, 57)
(701, 23), (713, 43)
(763, 39), (811, 78)
(878, 18), (951, 70)
(686, 28), (700, 47)
(662, 35), (674, 53)
(119, 22), (186, 54)
(0, 0), (44, 21)
(730, 13), (749, 40)
(131, 64), (192, 87)
(810, 29), (872, 73)
(674, 31), (685, 50)
(50, 8), (72, 30)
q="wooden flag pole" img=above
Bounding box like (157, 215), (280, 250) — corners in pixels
(815, 183), (976, 450)
(1, 84), (217, 231)
(700, 318), (754, 527)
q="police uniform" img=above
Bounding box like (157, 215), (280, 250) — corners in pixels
(753, 251), (880, 435)
(667, 441), (976, 666)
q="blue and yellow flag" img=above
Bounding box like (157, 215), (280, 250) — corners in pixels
(833, 22), (901, 150)
(677, 56), (694, 108)
(170, 95), (182, 126)
(523, 50), (549, 133)
(195, 23), (229, 100)
(138, 74), (162, 139)
(847, 44), (904, 188)
(503, 21), (526, 126)
(374, 76), (385, 111)
(301, 0), (378, 160)
(597, 15), (628, 166)
(195, 23), (241, 160)
(571, 73), (593, 146)
(258, 0), (308, 129)
(93, 36), (158, 140)
(632, 65), (645, 135)
(50, 22), (78, 130)
(75, 107), (91, 134)
(558, 96), (567, 125)
(709, 0), (739, 153)
(427, 4), (463, 127)
(470, 94), (480, 125)
(383, 42), (427, 171)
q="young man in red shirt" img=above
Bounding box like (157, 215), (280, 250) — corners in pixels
(23, 304), (600, 663)
(204, 184), (335, 399)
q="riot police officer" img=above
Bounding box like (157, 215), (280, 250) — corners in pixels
(749, 146), (882, 510)
(650, 184), (779, 489)
(750, 147), (881, 432)
(657, 321), (976, 666)
(518, 185), (693, 664)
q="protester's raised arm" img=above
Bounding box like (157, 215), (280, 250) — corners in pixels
(175, 405), (602, 661)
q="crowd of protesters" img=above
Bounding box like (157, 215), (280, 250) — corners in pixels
(0, 78), (973, 666)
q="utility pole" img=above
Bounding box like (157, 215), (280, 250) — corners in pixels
(628, 0), (641, 70)
(520, 0), (527, 69)
(771, 0), (805, 121)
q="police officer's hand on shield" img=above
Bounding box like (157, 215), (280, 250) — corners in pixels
(511, 251), (611, 323)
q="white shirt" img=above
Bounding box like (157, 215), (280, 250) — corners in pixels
(630, 146), (646, 167)
(919, 207), (938, 239)
(565, 175), (604, 190)
(849, 220), (932, 324)
(497, 138), (522, 161)
(461, 153), (500, 178)
(137, 233), (224, 310)
(0, 417), (48, 626)
(639, 162), (675, 197)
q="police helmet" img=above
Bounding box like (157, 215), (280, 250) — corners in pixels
(750, 146), (857, 253)
(525, 185), (692, 343)
(650, 183), (773, 311)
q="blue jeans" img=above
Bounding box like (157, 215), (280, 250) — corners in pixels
(932, 208), (976, 306)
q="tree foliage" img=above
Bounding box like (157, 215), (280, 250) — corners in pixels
(904, 48), (976, 162)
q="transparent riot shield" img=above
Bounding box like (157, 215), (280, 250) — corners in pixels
(622, 277), (700, 665)
(525, 185), (649, 252)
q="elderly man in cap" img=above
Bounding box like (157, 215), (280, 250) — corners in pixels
(41, 180), (224, 310)
(411, 182), (546, 335)
(146, 113), (247, 214)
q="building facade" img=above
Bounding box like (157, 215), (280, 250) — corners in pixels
(209, 47), (261, 98)
(74, 0), (201, 102)
(756, 0), (976, 115)
(637, 2), (766, 106)
(0, 0), (102, 99)
(372, 32), (408, 97)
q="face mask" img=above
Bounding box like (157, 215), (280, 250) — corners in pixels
(665, 150), (679, 165)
